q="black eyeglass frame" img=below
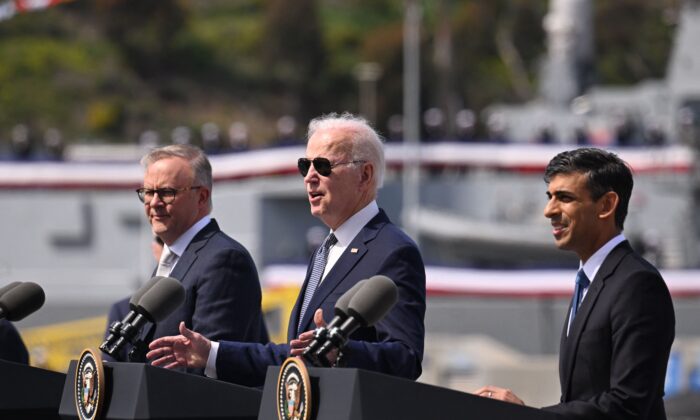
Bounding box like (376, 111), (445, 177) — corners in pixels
(135, 186), (202, 204)
(297, 157), (366, 177)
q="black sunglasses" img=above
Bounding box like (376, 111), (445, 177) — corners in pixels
(297, 157), (365, 177)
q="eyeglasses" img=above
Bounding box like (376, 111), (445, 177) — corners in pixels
(136, 186), (202, 204)
(297, 157), (365, 177)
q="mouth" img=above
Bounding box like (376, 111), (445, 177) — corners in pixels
(151, 212), (169, 222)
(551, 222), (567, 238)
(308, 191), (324, 203)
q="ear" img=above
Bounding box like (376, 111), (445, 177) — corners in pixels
(597, 191), (619, 221)
(198, 186), (211, 208)
(359, 161), (374, 189)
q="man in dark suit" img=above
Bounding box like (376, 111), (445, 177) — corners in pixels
(106, 144), (268, 363)
(0, 319), (29, 364)
(476, 148), (675, 420)
(147, 113), (426, 387)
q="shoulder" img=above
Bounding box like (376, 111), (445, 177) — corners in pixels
(367, 214), (419, 250)
(193, 227), (254, 261)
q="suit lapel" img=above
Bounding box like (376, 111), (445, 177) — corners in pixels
(289, 211), (388, 338)
(558, 241), (632, 400)
(168, 220), (219, 281)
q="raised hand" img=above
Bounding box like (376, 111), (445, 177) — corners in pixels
(147, 321), (211, 369)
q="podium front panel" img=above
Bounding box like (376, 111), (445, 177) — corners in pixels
(60, 361), (261, 419)
(0, 359), (66, 420)
(260, 365), (559, 420)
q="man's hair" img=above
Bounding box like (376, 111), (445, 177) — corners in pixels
(307, 112), (385, 192)
(544, 147), (633, 230)
(141, 144), (213, 211)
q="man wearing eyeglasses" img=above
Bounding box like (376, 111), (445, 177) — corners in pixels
(106, 144), (268, 364)
(147, 113), (426, 387)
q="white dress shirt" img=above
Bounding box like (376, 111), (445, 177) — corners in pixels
(160, 215), (212, 273)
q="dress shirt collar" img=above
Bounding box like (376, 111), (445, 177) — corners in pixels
(330, 201), (379, 246)
(165, 215), (212, 257)
(580, 233), (626, 283)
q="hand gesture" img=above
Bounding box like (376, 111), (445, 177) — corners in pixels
(147, 321), (211, 370)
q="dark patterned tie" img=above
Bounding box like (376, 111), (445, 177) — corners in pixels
(571, 269), (590, 323)
(298, 233), (337, 332)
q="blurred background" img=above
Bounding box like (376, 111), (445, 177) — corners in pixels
(1, 0), (700, 413)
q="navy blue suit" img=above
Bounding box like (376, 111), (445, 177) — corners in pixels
(216, 209), (426, 387)
(0, 319), (29, 364)
(105, 219), (269, 362)
(543, 241), (675, 420)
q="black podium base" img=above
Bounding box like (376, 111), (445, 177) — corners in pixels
(0, 359), (66, 420)
(59, 361), (261, 420)
(260, 366), (559, 420)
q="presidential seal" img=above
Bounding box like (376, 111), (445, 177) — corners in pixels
(277, 357), (311, 420)
(75, 348), (105, 420)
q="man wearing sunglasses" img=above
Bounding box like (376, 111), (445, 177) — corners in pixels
(148, 113), (426, 387)
(105, 144), (268, 365)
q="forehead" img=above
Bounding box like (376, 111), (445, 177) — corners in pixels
(306, 128), (352, 158)
(144, 157), (193, 185)
(547, 171), (590, 194)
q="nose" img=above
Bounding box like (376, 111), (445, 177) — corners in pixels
(543, 197), (556, 219)
(304, 163), (319, 184)
(148, 192), (165, 207)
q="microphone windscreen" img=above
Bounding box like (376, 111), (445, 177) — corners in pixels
(129, 276), (166, 309)
(0, 282), (45, 322)
(0, 281), (21, 298)
(348, 275), (398, 327)
(335, 279), (367, 315)
(136, 276), (185, 322)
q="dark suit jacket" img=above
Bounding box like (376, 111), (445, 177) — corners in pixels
(105, 219), (269, 362)
(542, 241), (675, 420)
(216, 209), (426, 387)
(0, 319), (29, 364)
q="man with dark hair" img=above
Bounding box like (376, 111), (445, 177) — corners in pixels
(146, 113), (426, 387)
(476, 148), (675, 420)
(106, 144), (268, 364)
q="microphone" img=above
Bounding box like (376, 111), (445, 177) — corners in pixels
(313, 275), (398, 366)
(101, 276), (165, 355)
(0, 281), (22, 298)
(101, 277), (185, 359)
(0, 282), (45, 322)
(302, 279), (367, 366)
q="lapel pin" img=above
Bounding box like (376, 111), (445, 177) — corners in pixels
(350, 248), (359, 253)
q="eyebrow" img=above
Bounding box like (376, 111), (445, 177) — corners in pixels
(546, 189), (575, 198)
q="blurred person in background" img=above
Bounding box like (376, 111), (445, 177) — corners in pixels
(476, 148), (675, 420)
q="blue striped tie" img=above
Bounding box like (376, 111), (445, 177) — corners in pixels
(298, 233), (337, 332)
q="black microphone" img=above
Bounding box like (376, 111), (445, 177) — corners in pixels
(0, 281), (22, 298)
(302, 279), (367, 366)
(101, 276), (165, 356)
(314, 275), (398, 366)
(0, 282), (45, 322)
(101, 277), (185, 358)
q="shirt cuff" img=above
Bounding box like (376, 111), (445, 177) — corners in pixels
(204, 341), (219, 379)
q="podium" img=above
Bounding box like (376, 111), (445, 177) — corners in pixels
(0, 359), (66, 420)
(259, 366), (560, 420)
(59, 361), (261, 420)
